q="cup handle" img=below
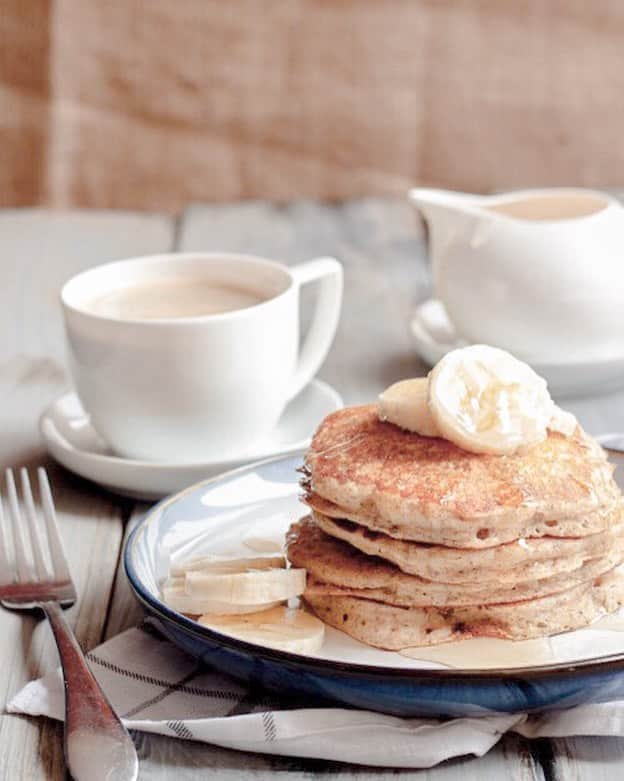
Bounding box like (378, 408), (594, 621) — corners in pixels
(286, 257), (343, 401)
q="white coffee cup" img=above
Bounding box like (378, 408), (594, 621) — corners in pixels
(61, 252), (343, 463)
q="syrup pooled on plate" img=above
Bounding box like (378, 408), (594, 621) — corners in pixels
(588, 611), (624, 632)
(400, 637), (555, 670)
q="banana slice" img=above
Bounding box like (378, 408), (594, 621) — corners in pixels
(186, 567), (306, 604)
(170, 554), (285, 577)
(378, 377), (439, 436)
(243, 537), (284, 553)
(198, 605), (325, 654)
(548, 406), (578, 437)
(428, 345), (555, 455)
(163, 584), (281, 616)
(163, 582), (281, 616)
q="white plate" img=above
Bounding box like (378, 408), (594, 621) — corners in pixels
(40, 380), (342, 500)
(410, 298), (624, 398)
(127, 453), (624, 677)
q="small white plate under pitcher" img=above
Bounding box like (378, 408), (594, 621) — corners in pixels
(410, 298), (624, 398)
(40, 380), (342, 500)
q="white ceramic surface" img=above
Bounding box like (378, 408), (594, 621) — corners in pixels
(410, 299), (624, 398)
(408, 187), (624, 364)
(61, 253), (343, 463)
(40, 380), (343, 500)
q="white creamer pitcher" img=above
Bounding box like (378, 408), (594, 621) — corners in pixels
(408, 187), (624, 363)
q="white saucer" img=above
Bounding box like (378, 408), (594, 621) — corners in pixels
(410, 298), (624, 398)
(40, 380), (343, 500)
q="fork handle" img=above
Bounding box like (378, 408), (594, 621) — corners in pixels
(42, 601), (139, 781)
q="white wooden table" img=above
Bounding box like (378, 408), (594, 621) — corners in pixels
(1, 201), (624, 779)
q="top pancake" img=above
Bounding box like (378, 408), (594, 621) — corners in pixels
(304, 405), (620, 548)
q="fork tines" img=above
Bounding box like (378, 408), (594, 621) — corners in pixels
(0, 468), (73, 592)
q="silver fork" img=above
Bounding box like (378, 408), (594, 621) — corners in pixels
(0, 468), (138, 781)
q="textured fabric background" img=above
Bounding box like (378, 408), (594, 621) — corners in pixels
(3, 1), (624, 211)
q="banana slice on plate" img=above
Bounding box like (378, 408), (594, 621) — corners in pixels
(186, 567), (306, 604)
(428, 345), (555, 455)
(198, 605), (325, 654)
(170, 554), (285, 577)
(163, 582), (281, 616)
(377, 377), (439, 436)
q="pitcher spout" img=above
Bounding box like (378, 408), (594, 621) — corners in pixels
(408, 188), (483, 229)
(408, 188), (486, 279)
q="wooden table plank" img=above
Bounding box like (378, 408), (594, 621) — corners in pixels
(0, 210), (174, 780)
(548, 736), (624, 780)
(103, 505), (149, 642)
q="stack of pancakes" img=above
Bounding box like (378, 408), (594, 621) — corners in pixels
(286, 405), (624, 650)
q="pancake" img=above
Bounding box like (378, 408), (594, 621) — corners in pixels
(304, 405), (618, 548)
(315, 511), (624, 584)
(305, 567), (624, 649)
(287, 515), (624, 607)
(305, 492), (619, 548)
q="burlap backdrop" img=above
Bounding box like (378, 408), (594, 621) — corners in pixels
(3, 0), (624, 211)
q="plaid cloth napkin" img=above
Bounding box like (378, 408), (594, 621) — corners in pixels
(8, 620), (624, 769)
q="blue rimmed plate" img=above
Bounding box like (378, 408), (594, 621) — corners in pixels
(124, 453), (624, 718)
